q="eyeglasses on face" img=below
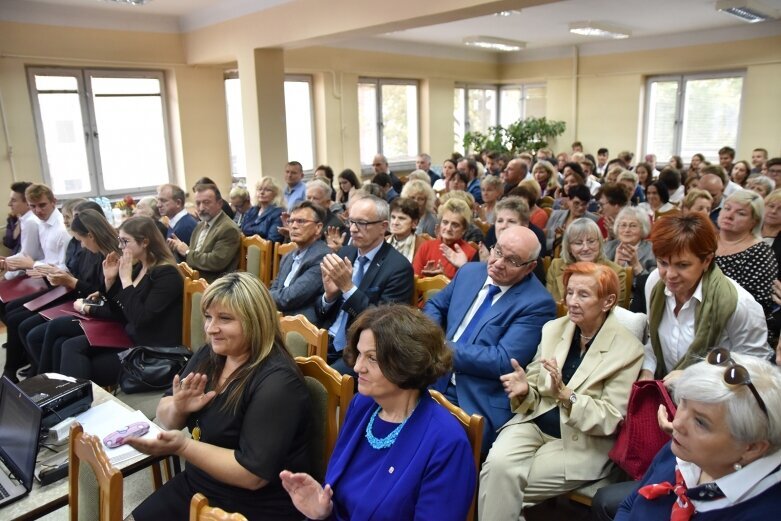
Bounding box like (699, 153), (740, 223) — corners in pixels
(288, 218), (318, 226)
(706, 347), (768, 418)
(490, 245), (534, 269)
(347, 219), (383, 231)
(117, 236), (130, 247)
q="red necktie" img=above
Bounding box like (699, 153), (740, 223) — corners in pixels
(637, 468), (695, 521)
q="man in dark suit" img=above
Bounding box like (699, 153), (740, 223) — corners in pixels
(158, 183), (198, 261)
(424, 225), (556, 451)
(168, 183), (241, 283)
(269, 201), (330, 323)
(416, 153), (440, 186)
(316, 196), (414, 373)
(372, 153), (402, 193)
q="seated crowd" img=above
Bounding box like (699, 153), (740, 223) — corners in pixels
(1, 144), (781, 520)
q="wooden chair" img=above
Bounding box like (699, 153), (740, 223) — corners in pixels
(177, 262), (199, 282)
(429, 389), (484, 521)
(556, 301), (568, 318)
(295, 356), (354, 482)
(542, 256), (552, 274)
(189, 493), (248, 521)
(474, 218), (491, 235)
(271, 242), (297, 281)
(69, 423), (123, 521)
(414, 274), (450, 306)
(238, 234), (272, 286)
(279, 314), (328, 359)
(183, 277), (209, 352)
(620, 266), (633, 309)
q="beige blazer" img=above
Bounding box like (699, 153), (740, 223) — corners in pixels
(546, 257), (627, 305)
(505, 311), (644, 481)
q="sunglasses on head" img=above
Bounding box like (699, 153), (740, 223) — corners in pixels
(706, 347), (768, 418)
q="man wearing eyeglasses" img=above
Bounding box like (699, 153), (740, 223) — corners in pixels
(424, 225), (556, 452)
(270, 201), (330, 324)
(316, 196), (414, 373)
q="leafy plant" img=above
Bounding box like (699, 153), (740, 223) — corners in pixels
(463, 117), (566, 155)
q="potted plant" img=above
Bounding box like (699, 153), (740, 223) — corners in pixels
(463, 117), (566, 155)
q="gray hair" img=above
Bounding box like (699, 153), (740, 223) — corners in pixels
(749, 175), (776, 197)
(674, 353), (781, 453)
(613, 206), (651, 239)
(401, 179), (436, 213)
(495, 196), (530, 224)
(618, 170), (639, 187)
(724, 189), (764, 238)
(561, 218), (605, 264)
(356, 195), (389, 221)
(307, 178), (333, 199)
(137, 195), (162, 219)
(480, 175), (504, 191)
(407, 170), (431, 184)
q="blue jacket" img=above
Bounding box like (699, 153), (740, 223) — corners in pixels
(325, 393), (475, 521)
(241, 204), (284, 242)
(424, 262), (556, 450)
(170, 213), (198, 245)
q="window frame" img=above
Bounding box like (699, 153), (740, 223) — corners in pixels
(27, 66), (174, 198)
(642, 70), (745, 162)
(358, 77), (420, 172)
(284, 74), (317, 174)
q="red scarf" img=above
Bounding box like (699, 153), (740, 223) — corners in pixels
(637, 468), (695, 521)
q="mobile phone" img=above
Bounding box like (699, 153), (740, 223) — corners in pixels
(85, 297), (105, 306)
(103, 421), (150, 449)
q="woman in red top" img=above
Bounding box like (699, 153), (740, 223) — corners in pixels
(413, 198), (476, 279)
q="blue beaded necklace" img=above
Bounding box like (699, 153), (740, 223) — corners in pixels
(364, 404), (415, 450)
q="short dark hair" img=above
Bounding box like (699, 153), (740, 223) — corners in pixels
(598, 183), (629, 206)
(658, 168), (682, 191)
(718, 146), (735, 159)
(343, 305), (451, 391)
(648, 180), (670, 204)
(460, 157), (478, 177)
(74, 200), (104, 214)
(506, 185), (538, 207)
(597, 148), (609, 156)
(291, 200), (326, 223)
(567, 184), (592, 203)
(372, 173), (392, 188)
(192, 177), (217, 192)
(767, 157), (781, 170)
(194, 183), (222, 201)
(10, 181), (32, 197)
(390, 197), (421, 221)
(287, 161), (303, 172)
(563, 162), (585, 177)
(315, 165), (334, 182)
(571, 141), (583, 149)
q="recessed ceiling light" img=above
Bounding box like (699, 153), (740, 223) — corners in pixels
(494, 10), (521, 17)
(716, 0), (780, 22)
(569, 22), (631, 39)
(102, 0), (152, 6)
(463, 36), (525, 52)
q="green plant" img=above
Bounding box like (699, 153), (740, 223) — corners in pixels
(463, 117), (566, 155)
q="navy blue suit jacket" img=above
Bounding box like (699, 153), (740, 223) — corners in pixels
(314, 241), (413, 331)
(424, 262), (556, 450)
(325, 394), (475, 521)
(170, 213), (198, 245)
(241, 204), (284, 243)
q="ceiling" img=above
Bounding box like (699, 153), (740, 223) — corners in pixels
(3, 0), (781, 57)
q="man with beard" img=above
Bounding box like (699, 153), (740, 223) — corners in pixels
(168, 183), (241, 282)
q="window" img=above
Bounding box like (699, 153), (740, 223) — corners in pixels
(223, 74), (316, 178)
(358, 78), (419, 166)
(28, 67), (172, 197)
(644, 73), (744, 162)
(454, 84), (546, 153)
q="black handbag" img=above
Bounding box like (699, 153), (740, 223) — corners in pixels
(118, 346), (191, 394)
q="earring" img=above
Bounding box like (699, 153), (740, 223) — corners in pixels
(733, 462), (743, 471)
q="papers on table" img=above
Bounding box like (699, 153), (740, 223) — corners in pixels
(75, 401), (161, 465)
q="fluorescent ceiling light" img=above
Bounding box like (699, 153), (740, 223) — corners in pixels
(463, 36), (525, 52)
(716, 0), (780, 22)
(102, 0), (152, 5)
(494, 10), (522, 17)
(569, 22), (631, 39)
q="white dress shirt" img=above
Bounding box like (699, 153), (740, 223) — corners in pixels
(4, 211), (43, 279)
(452, 276), (511, 342)
(168, 208), (190, 230)
(34, 208), (70, 270)
(642, 269), (770, 374)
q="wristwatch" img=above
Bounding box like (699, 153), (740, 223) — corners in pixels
(568, 393), (578, 406)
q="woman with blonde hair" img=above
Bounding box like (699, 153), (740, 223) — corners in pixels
(242, 177), (284, 242)
(532, 161), (558, 198)
(401, 179), (437, 236)
(681, 188), (713, 216)
(413, 197), (476, 278)
(129, 272), (310, 520)
(478, 175), (503, 225)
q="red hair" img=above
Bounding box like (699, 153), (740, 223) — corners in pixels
(562, 261), (619, 302)
(650, 213), (717, 262)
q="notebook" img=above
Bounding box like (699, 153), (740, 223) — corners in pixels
(0, 376), (43, 507)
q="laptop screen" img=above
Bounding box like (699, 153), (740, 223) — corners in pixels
(0, 376), (43, 491)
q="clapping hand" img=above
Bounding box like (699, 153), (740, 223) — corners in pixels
(326, 226), (346, 252)
(118, 247), (134, 286)
(500, 358), (529, 399)
(103, 251), (120, 283)
(440, 243), (468, 269)
(656, 404), (673, 435)
(320, 254), (354, 296)
(279, 470), (333, 520)
(615, 242), (639, 271)
(541, 358), (569, 401)
(421, 260), (444, 276)
(126, 429), (188, 458)
(172, 373), (216, 416)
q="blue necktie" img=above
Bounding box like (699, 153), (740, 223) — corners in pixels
(332, 256), (369, 351)
(459, 284), (501, 342)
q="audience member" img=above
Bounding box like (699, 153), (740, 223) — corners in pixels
(681, 188), (713, 216)
(639, 181), (678, 222)
(400, 179), (437, 236)
(604, 207), (656, 277)
(385, 198), (420, 263)
(157, 183), (198, 248)
(2, 181), (32, 256)
(283, 161), (307, 211)
(747, 174), (776, 197)
(228, 187), (251, 227)
(416, 152), (440, 186)
(596, 184), (630, 240)
(242, 178), (284, 242)
(372, 153), (402, 193)
(730, 160), (751, 188)
(478, 175), (503, 225)
(546, 184), (598, 254)
(699, 167), (727, 226)
(372, 173), (399, 204)
(532, 160), (558, 199)
(336, 169), (361, 205)
(413, 198), (476, 279)
(133, 195), (167, 239)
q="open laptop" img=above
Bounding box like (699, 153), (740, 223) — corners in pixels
(0, 375), (43, 507)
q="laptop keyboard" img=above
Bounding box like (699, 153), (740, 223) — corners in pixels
(0, 480), (8, 499)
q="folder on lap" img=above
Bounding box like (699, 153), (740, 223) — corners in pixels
(79, 319), (133, 349)
(39, 301), (83, 321)
(23, 285), (72, 312)
(0, 276), (48, 303)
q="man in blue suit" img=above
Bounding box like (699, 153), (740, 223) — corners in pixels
(424, 225), (556, 452)
(316, 196), (414, 372)
(158, 183), (198, 261)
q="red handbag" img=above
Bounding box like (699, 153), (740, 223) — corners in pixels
(608, 379), (677, 480)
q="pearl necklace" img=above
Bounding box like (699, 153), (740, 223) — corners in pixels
(365, 405), (415, 450)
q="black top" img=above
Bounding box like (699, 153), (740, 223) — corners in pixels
(65, 238), (105, 298)
(172, 345), (310, 519)
(716, 242), (778, 313)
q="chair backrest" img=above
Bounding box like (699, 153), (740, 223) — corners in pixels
(474, 218), (490, 235)
(69, 423), (123, 521)
(272, 242), (298, 281)
(183, 277), (209, 352)
(239, 234), (272, 286)
(295, 356), (354, 482)
(279, 314), (328, 359)
(620, 266), (633, 309)
(428, 389), (483, 521)
(414, 274), (450, 306)
(177, 262), (200, 282)
(556, 301), (568, 318)
(189, 493), (248, 521)
(542, 255), (552, 274)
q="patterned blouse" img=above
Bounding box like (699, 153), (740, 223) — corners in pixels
(716, 241), (778, 313)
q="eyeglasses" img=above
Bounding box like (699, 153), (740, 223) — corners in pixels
(288, 218), (318, 226)
(618, 222), (640, 230)
(706, 347), (768, 418)
(491, 245), (534, 269)
(347, 219), (384, 231)
(117, 237), (130, 248)
(570, 238), (599, 248)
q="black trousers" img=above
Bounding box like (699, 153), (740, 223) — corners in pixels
(591, 481), (638, 521)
